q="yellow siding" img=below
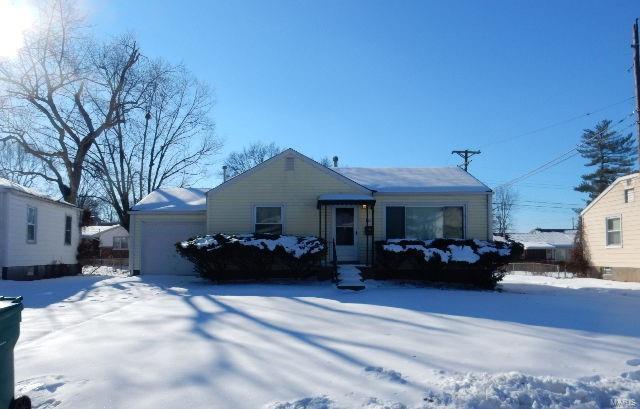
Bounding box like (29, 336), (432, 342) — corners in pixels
(207, 154), (366, 236)
(130, 212), (206, 270)
(208, 153), (490, 263)
(582, 176), (640, 268)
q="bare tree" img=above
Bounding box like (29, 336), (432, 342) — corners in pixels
(86, 60), (221, 229)
(222, 142), (281, 178)
(0, 141), (44, 187)
(318, 157), (332, 168)
(0, 0), (140, 204)
(493, 186), (518, 236)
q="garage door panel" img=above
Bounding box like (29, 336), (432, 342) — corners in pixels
(141, 221), (204, 275)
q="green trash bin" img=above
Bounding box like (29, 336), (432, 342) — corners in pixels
(0, 297), (30, 409)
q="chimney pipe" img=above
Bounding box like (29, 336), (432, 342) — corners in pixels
(332, 156), (339, 168)
(222, 165), (228, 181)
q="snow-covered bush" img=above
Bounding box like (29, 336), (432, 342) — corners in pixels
(375, 238), (523, 288)
(176, 234), (327, 281)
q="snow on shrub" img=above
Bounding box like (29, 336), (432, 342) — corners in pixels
(375, 238), (523, 289)
(176, 234), (327, 281)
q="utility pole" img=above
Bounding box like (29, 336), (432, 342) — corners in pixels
(451, 149), (481, 171)
(633, 18), (640, 169)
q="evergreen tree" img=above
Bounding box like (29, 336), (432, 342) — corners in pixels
(574, 119), (637, 201)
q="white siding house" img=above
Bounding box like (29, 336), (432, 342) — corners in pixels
(0, 178), (82, 280)
(81, 225), (129, 257)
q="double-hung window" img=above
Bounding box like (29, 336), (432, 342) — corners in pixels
(27, 206), (37, 243)
(113, 236), (129, 250)
(254, 206), (283, 235)
(64, 215), (72, 245)
(386, 206), (464, 240)
(605, 216), (622, 247)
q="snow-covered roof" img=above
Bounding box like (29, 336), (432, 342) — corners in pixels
(82, 225), (120, 238)
(334, 167), (491, 193)
(317, 193), (375, 202)
(508, 231), (576, 250)
(131, 187), (208, 212)
(0, 177), (76, 207)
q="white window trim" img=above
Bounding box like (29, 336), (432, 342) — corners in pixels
(605, 214), (622, 248)
(382, 203), (468, 240)
(253, 205), (285, 235)
(113, 236), (128, 250)
(26, 206), (37, 244)
(624, 188), (635, 203)
(64, 214), (73, 246)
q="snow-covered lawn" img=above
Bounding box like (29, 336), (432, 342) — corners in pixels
(2, 274), (640, 408)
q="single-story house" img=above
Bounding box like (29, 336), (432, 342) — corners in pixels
(129, 149), (493, 275)
(0, 178), (81, 280)
(581, 172), (639, 282)
(503, 229), (575, 262)
(81, 224), (129, 258)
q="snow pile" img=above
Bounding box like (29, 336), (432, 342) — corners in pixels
(267, 396), (334, 409)
(180, 234), (325, 258)
(447, 245), (480, 263)
(423, 370), (640, 409)
(364, 366), (407, 384)
(81, 265), (130, 277)
(382, 239), (512, 264)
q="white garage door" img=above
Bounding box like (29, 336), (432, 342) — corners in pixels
(141, 221), (204, 275)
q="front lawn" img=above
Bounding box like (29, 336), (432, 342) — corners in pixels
(2, 274), (640, 408)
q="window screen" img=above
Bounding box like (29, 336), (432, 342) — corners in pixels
(406, 207), (443, 240)
(255, 207), (283, 234)
(27, 206), (37, 243)
(606, 216), (621, 246)
(385, 206), (464, 240)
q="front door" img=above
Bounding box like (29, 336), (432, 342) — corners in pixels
(334, 207), (358, 262)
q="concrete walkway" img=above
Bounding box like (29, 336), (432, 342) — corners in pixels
(336, 264), (365, 290)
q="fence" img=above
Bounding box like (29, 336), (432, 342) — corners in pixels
(506, 262), (575, 279)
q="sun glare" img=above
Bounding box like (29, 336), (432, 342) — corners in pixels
(0, 0), (35, 57)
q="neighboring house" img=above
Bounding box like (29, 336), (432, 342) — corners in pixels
(0, 178), (81, 280)
(581, 172), (639, 282)
(504, 229), (576, 262)
(81, 225), (129, 258)
(129, 148), (493, 275)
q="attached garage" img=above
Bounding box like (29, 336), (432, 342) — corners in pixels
(140, 221), (204, 275)
(129, 187), (207, 275)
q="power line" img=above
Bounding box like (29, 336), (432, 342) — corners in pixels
(478, 96), (635, 149)
(496, 116), (635, 189)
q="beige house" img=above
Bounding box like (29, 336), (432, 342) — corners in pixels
(581, 173), (639, 281)
(129, 149), (493, 275)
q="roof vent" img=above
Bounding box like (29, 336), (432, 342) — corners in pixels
(332, 156), (339, 167)
(285, 156), (295, 171)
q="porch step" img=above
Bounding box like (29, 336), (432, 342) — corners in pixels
(336, 264), (365, 291)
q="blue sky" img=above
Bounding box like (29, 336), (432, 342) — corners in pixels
(88, 0), (639, 231)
